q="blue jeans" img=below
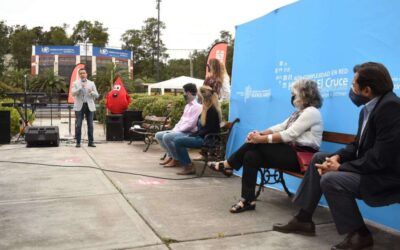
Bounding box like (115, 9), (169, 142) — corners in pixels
(75, 103), (94, 144)
(174, 136), (204, 166)
(155, 131), (189, 159)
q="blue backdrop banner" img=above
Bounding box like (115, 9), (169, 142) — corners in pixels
(229, 0), (400, 231)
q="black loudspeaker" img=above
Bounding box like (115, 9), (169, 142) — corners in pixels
(0, 111), (11, 144)
(25, 126), (60, 147)
(123, 110), (143, 140)
(106, 114), (124, 141)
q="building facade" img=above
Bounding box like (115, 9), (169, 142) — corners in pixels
(31, 44), (133, 83)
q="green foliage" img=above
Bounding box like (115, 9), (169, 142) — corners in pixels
(167, 96), (186, 126)
(128, 94), (186, 127)
(71, 20), (109, 47)
(0, 98), (34, 135)
(9, 25), (42, 69)
(95, 99), (106, 124)
(0, 21), (11, 76)
(1, 68), (30, 89)
(220, 100), (229, 121)
(143, 98), (170, 117)
(121, 17), (168, 80)
(42, 25), (73, 45)
(29, 69), (67, 93)
(163, 59), (190, 79)
(190, 50), (207, 79)
(0, 81), (22, 98)
(128, 95), (158, 111)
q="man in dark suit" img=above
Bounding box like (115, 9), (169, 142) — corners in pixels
(273, 62), (400, 250)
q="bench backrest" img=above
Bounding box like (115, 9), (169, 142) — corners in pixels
(142, 115), (170, 130)
(322, 131), (356, 144)
(295, 131), (356, 175)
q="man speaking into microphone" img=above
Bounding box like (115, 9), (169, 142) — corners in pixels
(72, 68), (99, 148)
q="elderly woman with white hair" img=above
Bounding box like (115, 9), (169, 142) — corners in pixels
(209, 79), (324, 213)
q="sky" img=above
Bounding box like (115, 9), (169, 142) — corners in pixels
(1, 0), (297, 60)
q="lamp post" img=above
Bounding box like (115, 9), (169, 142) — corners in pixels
(156, 0), (161, 81)
(85, 38), (88, 67)
(189, 52), (193, 77)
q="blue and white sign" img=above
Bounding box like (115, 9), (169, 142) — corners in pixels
(35, 45), (80, 55)
(229, 0), (400, 231)
(93, 47), (133, 60)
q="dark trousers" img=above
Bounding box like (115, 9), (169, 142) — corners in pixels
(75, 103), (94, 144)
(227, 143), (300, 201)
(293, 152), (365, 235)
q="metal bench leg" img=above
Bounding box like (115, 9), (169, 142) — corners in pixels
(143, 136), (152, 152)
(128, 134), (133, 145)
(279, 171), (293, 197)
(160, 153), (167, 160)
(255, 168), (266, 199)
(199, 159), (208, 177)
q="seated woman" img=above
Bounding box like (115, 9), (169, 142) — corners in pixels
(174, 86), (221, 175)
(209, 79), (323, 213)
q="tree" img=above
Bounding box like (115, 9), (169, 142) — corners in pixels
(29, 69), (67, 93)
(9, 25), (44, 69)
(43, 25), (73, 45)
(121, 17), (168, 81)
(0, 21), (11, 76)
(163, 59), (190, 79)
(121, 29), (144, 60)
(190, 50), (208, 79)
(1, 68), (30, 89)
(71, 20), (109, 47)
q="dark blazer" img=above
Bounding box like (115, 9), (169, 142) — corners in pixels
(335, 91), (400, 206)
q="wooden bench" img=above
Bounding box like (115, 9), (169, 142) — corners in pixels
(198, 118), (240, 176)
(129, 115), (171, 152)
(256, 131), (356, 198)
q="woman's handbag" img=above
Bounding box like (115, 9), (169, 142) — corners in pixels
(295, 151), (315, 173)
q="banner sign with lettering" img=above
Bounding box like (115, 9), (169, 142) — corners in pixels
(229, 0), (400, 231)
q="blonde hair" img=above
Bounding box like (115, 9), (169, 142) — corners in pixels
(198, 85), (221, 126)
(209, 58), (224, 85)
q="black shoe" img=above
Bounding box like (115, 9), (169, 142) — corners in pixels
(331, 231), (373, 250)
(273, 217), (316, 236)
(75, 144), (81, 148)
(88, 143), (96, 147)
(229, 200), (256, 213)
(208, 161), (233, 177)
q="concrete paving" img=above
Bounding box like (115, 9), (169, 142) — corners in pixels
(0, 118), (399, 249)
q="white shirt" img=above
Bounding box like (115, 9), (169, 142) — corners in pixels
(269, 106), (323, 150)
(219, 73), (231, 101)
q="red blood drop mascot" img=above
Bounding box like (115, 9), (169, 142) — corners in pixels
(106, 77), (131, 114)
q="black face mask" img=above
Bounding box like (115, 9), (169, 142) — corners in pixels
(291, 95), (296, 107)
(183, 94), (188, 102)
(349, 88), (370, 107)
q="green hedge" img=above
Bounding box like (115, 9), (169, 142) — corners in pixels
(95, 99), (106, 124)
(96, 93), (230, 127)
(0, 98), (35, 136)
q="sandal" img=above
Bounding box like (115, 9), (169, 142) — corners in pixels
(230, 200), (256, 213)
(208, 161), (233, 177)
